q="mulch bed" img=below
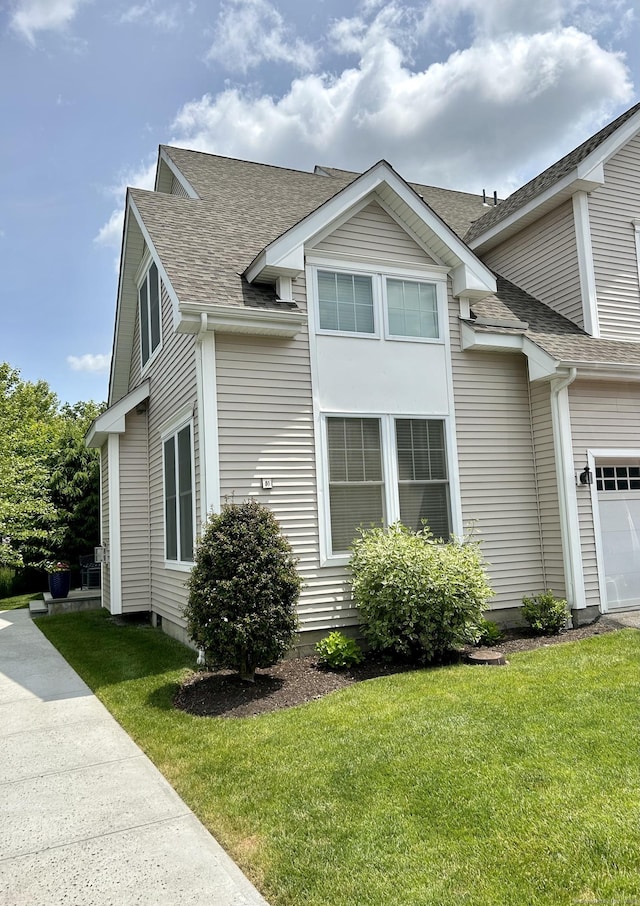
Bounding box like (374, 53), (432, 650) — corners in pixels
(174, 618), (619, 720)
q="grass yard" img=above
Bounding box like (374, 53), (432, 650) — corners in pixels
(0, 592), (39, 611)
(36, 610), (640, 906)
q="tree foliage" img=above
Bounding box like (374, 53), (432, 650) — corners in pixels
(0, 363), (103, 577)
(186, 500), (300, 681)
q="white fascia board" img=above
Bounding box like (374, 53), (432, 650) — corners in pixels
(470, 110), (640, 254)
(128, 195), (182, 329)
(469, 170), (604, 253)
(451, 263), (497, 300)
(245, 161), (496, 296)
(177, 303), (307, 337)
(460, 322), (559, 379)
(157, 147), (199, 199)
(86, 381), (150, 448)
(566, 362), (640, 381)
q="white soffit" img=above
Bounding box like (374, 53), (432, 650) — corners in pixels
(245, 161), (496, 299)
(87, 381), (150, 448)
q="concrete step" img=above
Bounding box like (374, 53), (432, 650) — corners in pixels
(29, 600), (48, 616)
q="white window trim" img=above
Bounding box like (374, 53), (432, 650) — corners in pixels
(318, 411), (455, 566)
(161, 415), (196, 570)
(137, 255), (163, 375)
(382, 275), (446, 345)
(309, 259), (448, 344)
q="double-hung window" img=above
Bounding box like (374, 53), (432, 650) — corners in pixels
(139, 261), (161, 367)
(386, 279), (439, 339)
(163, 422), (194, 564)
(317, 270), (375, 334)
(325, 415), (451, 556)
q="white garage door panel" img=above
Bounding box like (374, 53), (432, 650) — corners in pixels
(599, 496), (640, 609)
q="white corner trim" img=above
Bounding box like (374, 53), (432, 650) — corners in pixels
(550, 370), (586, 610)
(196, 319), (221, 523)
(107, 433), (122, 615)
(572, 192), (599, 337)
(157, 147), (199, 199)
(587, 449), (609, 614)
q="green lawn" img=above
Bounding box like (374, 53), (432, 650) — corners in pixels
(0, 592), (40, 611)
(36, 610), (640, 906)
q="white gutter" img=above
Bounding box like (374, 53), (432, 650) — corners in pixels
(550, 368), (586, 612)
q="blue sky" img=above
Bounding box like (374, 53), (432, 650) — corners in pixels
(1, 0), (638, 405)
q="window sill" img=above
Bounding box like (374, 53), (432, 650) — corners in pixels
(163, 560), (193, 573)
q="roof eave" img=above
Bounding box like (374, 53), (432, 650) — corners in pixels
(246, 161), (497, 299)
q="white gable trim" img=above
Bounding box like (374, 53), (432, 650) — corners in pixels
(156, 147), (199, 199)
(470, 107), (640, 253)
(245, 161), (496, 298)
(128, 196), (182, 328)
(87, 381), (150, 448)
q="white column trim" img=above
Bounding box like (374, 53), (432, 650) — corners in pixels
(196, 316), (221, 528)
(107, 433), (122, 615)
(572, 192), (599, 337)
(550, 370), (586, 610)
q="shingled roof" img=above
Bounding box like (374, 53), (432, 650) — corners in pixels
(465, 101), (640, 244)
(472, 278), (640, 368)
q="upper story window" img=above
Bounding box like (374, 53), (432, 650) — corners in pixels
(317, 270), (375, 334)
(139, 261), (161, 368)
(314, 266), (442, 341)
(386, 279), (439, 339)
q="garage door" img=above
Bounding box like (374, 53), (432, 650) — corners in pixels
(596, 466), (640, 611)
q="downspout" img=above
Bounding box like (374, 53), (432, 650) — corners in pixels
(196, 312), (209, 526)
(549, 367), (586, 615)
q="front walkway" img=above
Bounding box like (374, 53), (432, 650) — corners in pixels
(0, 608), (270, 906)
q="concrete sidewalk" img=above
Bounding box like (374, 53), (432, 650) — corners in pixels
(0, 608), (270, 906)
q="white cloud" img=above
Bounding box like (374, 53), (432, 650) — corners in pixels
(119, 1), (183, 31)
(10, 0), (90, 44)
(94, 159), (156, 248)
(207, 0), (318, 73)
(170, 12), (632, 196)
(67, 353), (111, 373)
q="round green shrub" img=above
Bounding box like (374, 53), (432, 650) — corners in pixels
(185, 500), (300, 680)
(521, 591), (569, 635)
(315, 631), (363, 669)
(350, 523), (493, 663)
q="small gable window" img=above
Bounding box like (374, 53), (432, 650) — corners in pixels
(317, 270), (375, 334)
(139, 261), (161, 367)
(386, 278), (439, 339)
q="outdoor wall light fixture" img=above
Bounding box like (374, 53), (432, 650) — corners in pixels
(579, 463), (593, 486)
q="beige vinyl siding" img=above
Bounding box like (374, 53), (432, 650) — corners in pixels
(450, 301), (546, 608)
(588, 131), (640, 341)
(483, 201), (583, 328)
(530, 382), (565, 596)
(100, 443), (110, 610)
(113, 216), (146, 404)
(147, 283), (199, 629)
(312, 201), (437, 266)
(569, 379), (640, 610)
(216, 330), (359, 631)
(119, 410), (150, 613)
